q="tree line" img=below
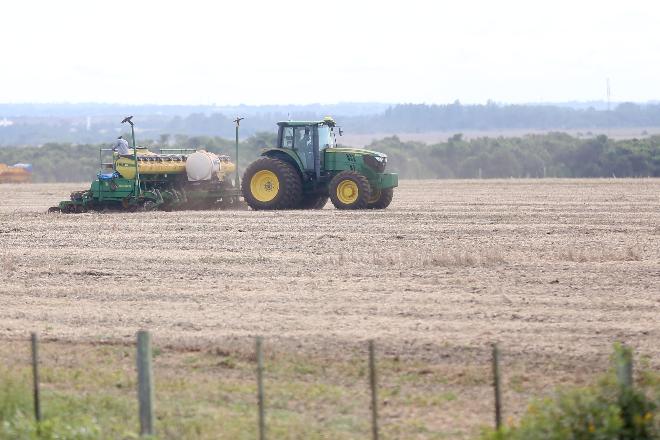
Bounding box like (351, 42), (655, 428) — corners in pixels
(348, 101), (660, 132)
(2, 102), (660, 146)
(0, 132), (657, 182)
(369, 132), (660, 179)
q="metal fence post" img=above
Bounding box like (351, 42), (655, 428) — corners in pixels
(137, 330), (154, 436)
(256, 336), (266, 440)
(369, 340), (379, 440)
(31, 332), (42, 424)
(492, 343), (502, 430)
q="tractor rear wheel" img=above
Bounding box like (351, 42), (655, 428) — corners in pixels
(367, 187), (394, 209)
(298, 194), (328, 209)
(329, 171), (371, 210)
(242, 157), (302, 210)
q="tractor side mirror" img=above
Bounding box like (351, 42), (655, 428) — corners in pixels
(338, 127), (343, 136)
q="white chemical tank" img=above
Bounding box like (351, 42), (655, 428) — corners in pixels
(186, 150), (220, 181)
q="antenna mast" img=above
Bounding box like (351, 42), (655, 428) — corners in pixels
(233, 117), (244, 188)
(606, 78), (611, 136)
(606, 78), (611, 112)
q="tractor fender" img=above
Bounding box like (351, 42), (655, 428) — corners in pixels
(260, 148), (304, 176)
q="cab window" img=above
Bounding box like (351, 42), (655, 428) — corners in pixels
(293, 127), (312, 150)
(282, 127), (294, 148)
(318, 125), (335, 149)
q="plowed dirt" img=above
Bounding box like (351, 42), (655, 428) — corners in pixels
(0, 179), (658, 437)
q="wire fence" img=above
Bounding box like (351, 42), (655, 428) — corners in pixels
(17, 331), (637, 439)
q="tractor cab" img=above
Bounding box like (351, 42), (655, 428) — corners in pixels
(277, 117), (338, 177)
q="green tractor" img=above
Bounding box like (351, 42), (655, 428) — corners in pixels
(242, 117), (397, 210)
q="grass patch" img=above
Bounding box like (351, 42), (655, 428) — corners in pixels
(0, 342), (488, 439)
(481, 347), (660, 440)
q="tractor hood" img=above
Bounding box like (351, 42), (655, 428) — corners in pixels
(326, 147), (388, 173)
(328, 147), (387, 159)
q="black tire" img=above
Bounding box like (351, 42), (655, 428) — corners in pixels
(242, 157), (302, 210)
(298, 194), (328, 209)
(329, 171), (371, 210)
(367, 187), (394, 209)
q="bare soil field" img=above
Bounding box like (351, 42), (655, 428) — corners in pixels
(0, 179), (658, 438)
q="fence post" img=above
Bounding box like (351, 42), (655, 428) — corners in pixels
(615, 344), (633, 389)
(137, 330), (154, 436)
(31, 332), (42, 424)
(256, 336), (266, 440)
(368, 340), (379, 440)
(492, 343), (502, 431)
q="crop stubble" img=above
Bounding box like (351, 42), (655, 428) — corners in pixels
(0, 179), (658, 436)
(0, 179), (658, 362)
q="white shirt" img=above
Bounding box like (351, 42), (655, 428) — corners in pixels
(113, 138), (130, 155)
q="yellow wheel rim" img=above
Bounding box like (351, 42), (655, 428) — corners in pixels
(336, 179), (359, 204)
(250, 170), (279, 202)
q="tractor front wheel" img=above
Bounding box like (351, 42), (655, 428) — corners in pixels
(367, 187), (394, 209)
(329, 171), (371, 210)
(242, 157), (302, 210)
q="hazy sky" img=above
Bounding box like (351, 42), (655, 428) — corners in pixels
(1, 0), (658, 105)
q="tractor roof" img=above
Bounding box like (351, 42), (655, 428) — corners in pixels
(277, 116), (336, 128)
